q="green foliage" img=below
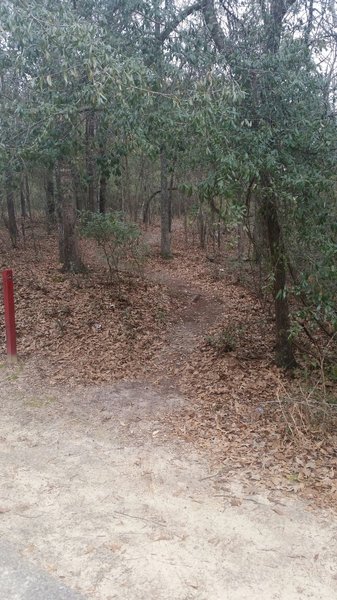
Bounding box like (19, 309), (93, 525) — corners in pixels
(1, 0), (337, 360)
(80, 211), (146, 280)
(0, 0), (151, 175)
(186, 15), (337, 344)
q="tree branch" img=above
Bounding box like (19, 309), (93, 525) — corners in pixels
(143, 187), (177, 223)
(159, 1), (206, 43)
(203, 0), (227, 53)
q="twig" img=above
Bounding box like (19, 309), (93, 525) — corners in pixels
(200, 471), (221, 481)
(113, 510), (166, 527)
(15, 513), (45, 518)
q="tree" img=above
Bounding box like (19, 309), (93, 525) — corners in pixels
(0, 0), (336, 369)
(0, 0), (149, 269)
(112, 0), (206, 257)
(197, 0), (337, 367)
(57, 161), (84, 273)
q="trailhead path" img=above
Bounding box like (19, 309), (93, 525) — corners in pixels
(0, 372), (337, 600)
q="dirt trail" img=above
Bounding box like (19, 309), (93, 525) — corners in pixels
(145, 266), (224, 389)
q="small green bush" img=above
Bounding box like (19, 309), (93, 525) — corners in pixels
(80, 211), (147, 281)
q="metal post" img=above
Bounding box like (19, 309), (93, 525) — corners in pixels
(2, 269), (17, 359)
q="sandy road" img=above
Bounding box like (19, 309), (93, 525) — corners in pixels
(0, 372), (337, 600)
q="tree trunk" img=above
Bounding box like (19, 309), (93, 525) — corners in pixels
(237, 223), (244, 261)
(123, 153), (131, 217)
(264, 194), (296, 368)
(183, 200), (188, 246)
(252, 196), (264, 264)
(160, 149), (172, 258)
(5, 170), (18, 248)
(57, 162), (84, 272)
(99, 173), (107, 213)
(20, 177), (27, 243)
(71, 164), (82, 212)
(24, 174), (32, 218)
(199, 206), (206, 249)
(85, 111), (96, 211)
(263, 0), (296, 368)
(98, 139), (108, 214)
(168, 170), (174, 233)
(45, 168), (56, 232)
(154, 5), (172, 257)
(20, 177), (27, 219)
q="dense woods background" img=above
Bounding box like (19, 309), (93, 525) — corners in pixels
(0, 0), (336, 374)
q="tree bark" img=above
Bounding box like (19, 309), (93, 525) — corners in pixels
(123, 153), (131, 217)
(99, 173), (107, 213)
(154, 3), (172, 257)
(5, 170), (18, 248)
(85, 111), (96, 211)
(263, 0), (296, 368)
(203, 0), (227, 53)
(20, 177), (27, 219)
(45, 168), (56, 232)
(98, 139), (108, 214)
(71, 164), (82, 212)
(198, 206), (206, 249)
(160, 149), (172, 257)
(57, 162), (84, 272)
(24, 174), (32, 218)
(264, 191), (296, 368)
(168, 170), (174, 233)
(20, 177), (27, 243)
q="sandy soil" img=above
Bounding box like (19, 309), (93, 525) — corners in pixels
(0, 368), (337, 600)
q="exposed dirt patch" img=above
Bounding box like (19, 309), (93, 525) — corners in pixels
(144, 267), (224, 389)
(1, 368), (337, 600)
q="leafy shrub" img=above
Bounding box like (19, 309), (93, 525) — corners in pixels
(80, 211), (147, 281)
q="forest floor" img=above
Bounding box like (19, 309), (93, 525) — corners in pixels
(0, 221), (337, 599)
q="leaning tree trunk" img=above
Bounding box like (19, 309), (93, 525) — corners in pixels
(160, 149), (172, 258)
(57, 162), (84, 273)
(264, 194), (296, 369)
(5, 169), (18, 248)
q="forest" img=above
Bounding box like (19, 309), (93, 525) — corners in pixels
(0, 1), (337, 503)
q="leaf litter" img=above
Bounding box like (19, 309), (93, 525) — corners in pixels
(0, 223), (336, 510)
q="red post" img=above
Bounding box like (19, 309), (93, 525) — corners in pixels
(2, 269), (17, 359)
